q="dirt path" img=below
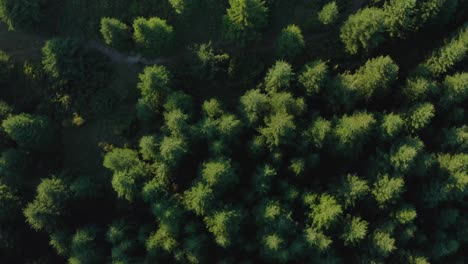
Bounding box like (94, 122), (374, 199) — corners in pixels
(85, 40), (172, 65)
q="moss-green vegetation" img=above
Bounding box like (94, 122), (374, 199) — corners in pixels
(0, 0), (467, 263)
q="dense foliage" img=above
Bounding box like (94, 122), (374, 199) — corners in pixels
(0, 0), (467, 263)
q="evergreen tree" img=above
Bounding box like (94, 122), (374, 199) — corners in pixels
(0, 0), (40, 30)
(264, 61), (294, 93)
(341, 56), (399, 101)
(342, 216), (368, 246)
(2, 114), (57, 151)
(298, 60), (328, 96)
(223, 0), (268, 45)
(333, 112), (376, 156)
(204, 208), (242, 248)
(240, 89), (269, 125)
(100, 17), (132, 51)
(133, 17), (175, 57)
(372, 175), (404, 207)
(276, 25), (305, 60)
(69, 226), (103, 264)
(0, 50), (13, 83)
(103, 148), (146, 201)
(24, 177), (69, 231)
(340, 8), (386, 54)
(136, 65), (172, 121)
(318, 1), (339, 26)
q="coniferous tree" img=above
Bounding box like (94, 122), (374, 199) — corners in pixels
(2, 114), (57, 151)
(340, 8), (386, 54)
(100, 18), (132, 51)
(223, 0), (268, 45)
(276, 25), (305, 60)
(318, 1), (339, 26)
(133, 17), (175, 57)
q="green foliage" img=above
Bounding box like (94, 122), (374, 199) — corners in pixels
(383, 0), (418, 37)
(260, 112), (296, 148)
(390, 137), (424, 173)
(304, 227), (332, 251)
(0, 50), (13, 82)
(342, 56), (399, 101)
(304, 116), (331, 149)
(223, 0), (268, 45)
(190, 42), (230, 80)
(133, 17), (175, 57)
(204, 209), (242, 248)
(441, 72), (468, 106)
(372, 175), (404, 207)
(419, 24), (468, 76)
(136, 65), (172, 121)
(24, 178), (69, 231)
(402, 77), (436, 102)
(342, 216), (368, 245)
(443, 125), (468, 151)
(372, 229), (396, 257)
(146, 223), (179, 253)
(183, 182), (214, 216)
(394, 205), (417, 224)
(404, 102), (435, 133)
(298, 60), (328, 96)
(100, 17), (132, 51)
(201, 159), (237, 191)
(381, 113), (404, 139)
(276, 24), (305, 60)
(318, 1), (339, 26)
(333, 112), (376, 155)
(0, 184), (19, 220)
(264, 61), (294, 93)
(340, 8), (386, 54)
(160, 136), (189, 167)
(307, 193), (343, 230)
(103, 148), (146, 201)
(139, 135), (159, 161)
(337, 174), (369, 208)
(42, 38), (82, 83)
(69, 226), (103, 264)
(2, 114), (56, 151)
(240, 89), (269, 125)
(0, 0), (40, 30)
(49, 230), (71, 256)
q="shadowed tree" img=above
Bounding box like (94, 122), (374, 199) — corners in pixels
(276, 25), (305, 60)
(0, 0), (40, 30)
(223, 0), (268, 45)
(100, 17), (132, 51)
(340, 8), (386, 54)
(204, 208), (242, 248)
(24, 177), (69, 231)
(2, 114), (57, 151)
(133, 17), (174, 57)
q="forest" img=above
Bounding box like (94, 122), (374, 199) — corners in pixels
(0, 0), (467, 263)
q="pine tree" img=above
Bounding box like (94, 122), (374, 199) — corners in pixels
(340, 8), (386, 54)
(223, 0), (268, 45)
